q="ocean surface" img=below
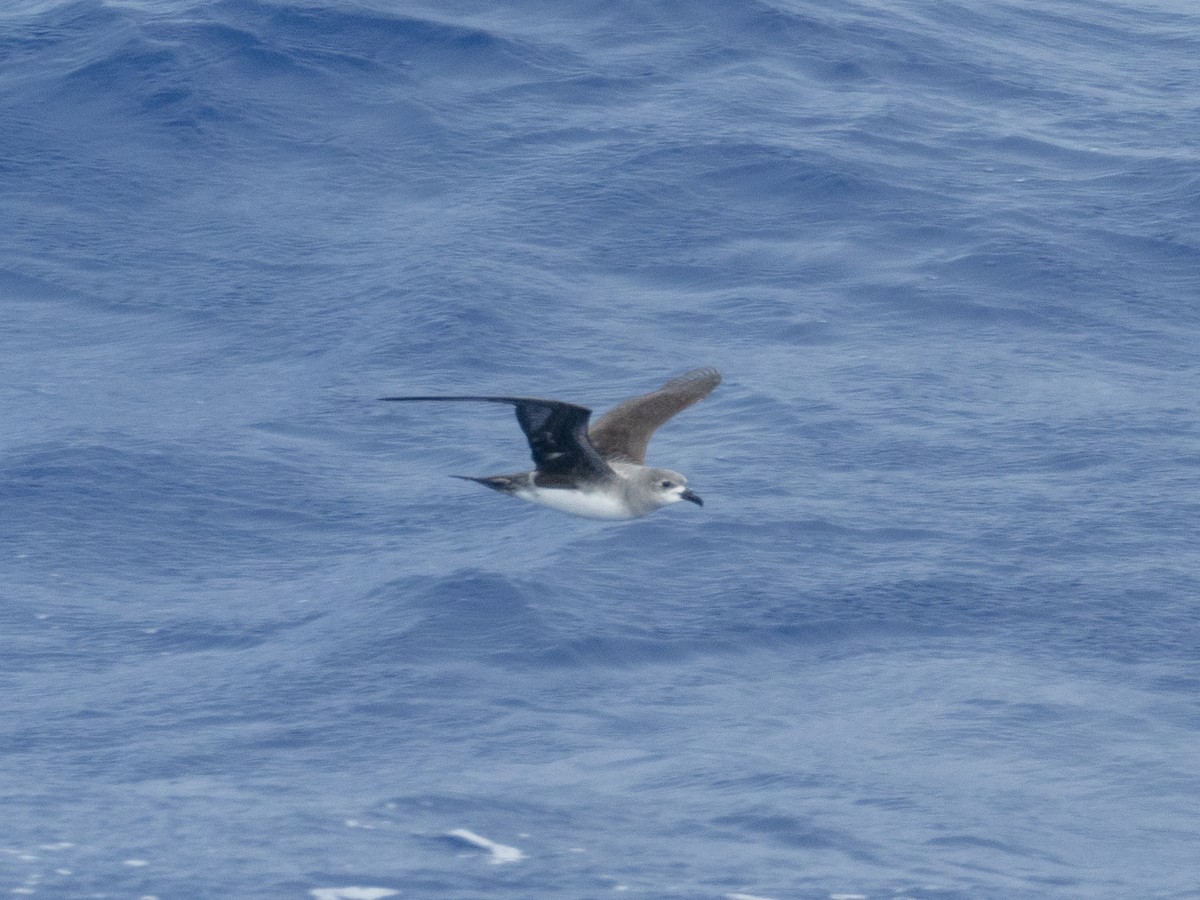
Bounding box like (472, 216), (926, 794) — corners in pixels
(3, 0), (1199, 897)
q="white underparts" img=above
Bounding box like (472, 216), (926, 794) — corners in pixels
(512, 484), (639, 519)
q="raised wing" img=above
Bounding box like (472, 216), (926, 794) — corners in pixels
(588, 367), (721, 464)
(379, 395), (614, 482)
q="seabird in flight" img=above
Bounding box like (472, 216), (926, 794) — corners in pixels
(381, 367), (721, 519)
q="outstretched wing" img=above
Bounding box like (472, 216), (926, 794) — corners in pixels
(588, 367), (721, 464)
(379, 395), (614, 482)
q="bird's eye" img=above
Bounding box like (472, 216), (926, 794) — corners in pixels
(660, 480), (673, 489)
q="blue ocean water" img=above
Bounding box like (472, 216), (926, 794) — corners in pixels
(3, 0), (1199, 896)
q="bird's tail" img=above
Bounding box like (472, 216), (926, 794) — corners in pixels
(452, 475), (519, 495)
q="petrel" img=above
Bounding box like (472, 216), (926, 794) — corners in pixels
(381, 367), (721, 519)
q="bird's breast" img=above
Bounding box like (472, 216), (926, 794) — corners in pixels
(513, 484), (640, 519)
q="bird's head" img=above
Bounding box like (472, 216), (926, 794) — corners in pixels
(640, 467), (703, 510)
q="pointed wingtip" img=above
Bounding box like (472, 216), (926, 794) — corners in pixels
(663, 367), (721, 393)
(659, 367), (722, 402)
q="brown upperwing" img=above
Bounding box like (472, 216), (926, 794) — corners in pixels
(587, 367), (721, 464)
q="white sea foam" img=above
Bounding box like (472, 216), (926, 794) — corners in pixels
(447, 828), (525, 864)
(309, 889), (399, 900)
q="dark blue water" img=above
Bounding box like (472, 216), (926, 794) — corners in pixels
(3, 0), (1199, 897)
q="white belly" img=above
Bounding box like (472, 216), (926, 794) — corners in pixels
(514, 485), (637, 519)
